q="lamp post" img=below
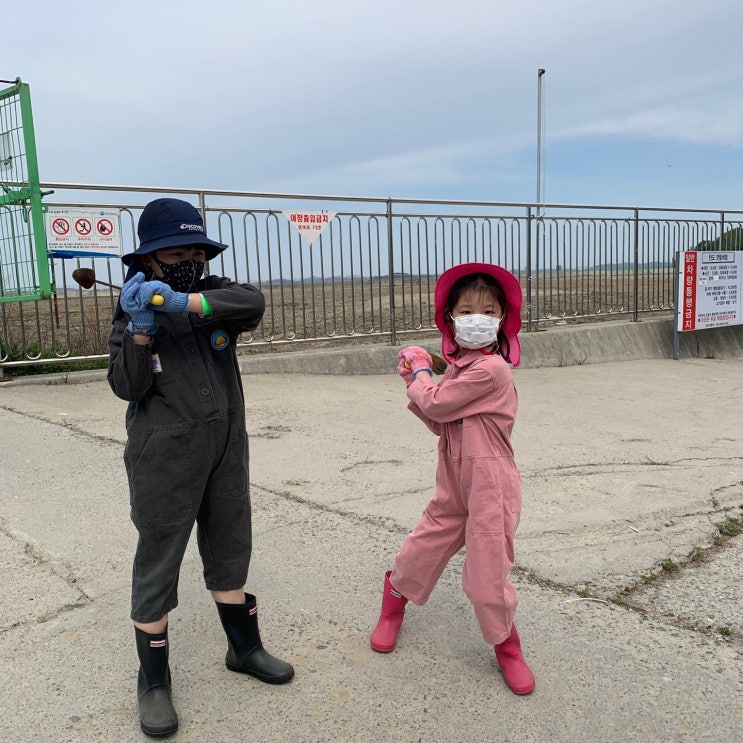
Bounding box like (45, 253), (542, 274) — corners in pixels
(530, 68), (547, 331)
(536, 68), (546, 217)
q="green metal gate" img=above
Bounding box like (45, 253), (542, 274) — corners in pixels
(0, 78), (53, 301)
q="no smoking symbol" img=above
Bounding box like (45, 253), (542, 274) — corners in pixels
(96, 218), (114, 236)
(75, 218), (92, 236)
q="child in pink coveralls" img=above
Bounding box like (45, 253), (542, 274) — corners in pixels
(370, 262), (535, 695)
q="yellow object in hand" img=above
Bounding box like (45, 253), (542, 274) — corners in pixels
(151, 295), (164, 306)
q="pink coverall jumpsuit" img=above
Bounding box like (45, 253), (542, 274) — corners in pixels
(389, 349), (522, 646)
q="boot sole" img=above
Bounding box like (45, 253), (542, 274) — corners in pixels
(226, 662), (294, 684)
(507, 681), (536, 695)
(140, 721), (178, 737)
(497, 667), (536, 695)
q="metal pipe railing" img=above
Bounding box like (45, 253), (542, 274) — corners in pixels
(4, 182), (741, 371)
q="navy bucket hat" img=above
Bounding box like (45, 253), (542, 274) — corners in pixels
(114, 198), (229, 321)
(122, 198), (228, 266)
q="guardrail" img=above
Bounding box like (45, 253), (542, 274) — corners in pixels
(2, 182), (742, 372)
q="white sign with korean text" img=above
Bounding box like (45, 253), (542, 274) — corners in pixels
(282, 210), (336, 245)
(45, 208), (122, 257)
(677, 250), (742, 331)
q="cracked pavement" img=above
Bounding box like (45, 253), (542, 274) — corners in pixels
(0, 356), (741, 741)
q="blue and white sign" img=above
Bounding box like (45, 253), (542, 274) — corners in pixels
(45, 208), (122, 258)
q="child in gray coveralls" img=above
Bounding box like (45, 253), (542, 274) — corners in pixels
(108, 198), (293, 738)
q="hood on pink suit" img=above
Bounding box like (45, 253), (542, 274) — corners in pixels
(433, 262), (523, 367)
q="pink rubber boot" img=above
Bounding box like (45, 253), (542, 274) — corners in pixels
(494, 625), (536, 695)
(370, 571), (408, 653)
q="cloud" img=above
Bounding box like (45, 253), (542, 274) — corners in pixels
(558, 104), (743, 148)
(6, 0), (743, 208)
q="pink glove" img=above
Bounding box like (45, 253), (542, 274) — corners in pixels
(396, 357), (414, 387)
(397, 346), (433, 382)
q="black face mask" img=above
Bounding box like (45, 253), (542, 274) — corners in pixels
(145, 258), (204, 293)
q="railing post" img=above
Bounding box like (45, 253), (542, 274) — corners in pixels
(387, 198), (397, 345)
(525, 206), (533, 331)
(632, 208), (639, 322)
(719, 211), (725, 250)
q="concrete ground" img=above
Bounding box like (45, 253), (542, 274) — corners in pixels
(0, 319), (742, 742)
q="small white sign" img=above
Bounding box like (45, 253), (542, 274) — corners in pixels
(45, 208), (122, 257)
(282, 210), (336, 245)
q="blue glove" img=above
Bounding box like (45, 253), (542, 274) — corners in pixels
(128, 305), (157, 334)
(120, 274), (159, 335)
(145, 280), (189, 314)
(119, 272), (148, 314)
(120, 273), (165, 310)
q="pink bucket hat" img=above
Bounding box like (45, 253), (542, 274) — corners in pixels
(434, 262), (523, 366)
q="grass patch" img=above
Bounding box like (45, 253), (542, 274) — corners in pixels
(719, 516), (742, 538)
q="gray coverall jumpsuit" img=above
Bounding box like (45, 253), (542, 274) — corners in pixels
(108, 276), (265, 624)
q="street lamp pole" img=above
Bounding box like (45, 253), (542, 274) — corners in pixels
(536, 68), (546, 217)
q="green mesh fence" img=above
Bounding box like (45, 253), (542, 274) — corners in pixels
(0, 78), (52, 301)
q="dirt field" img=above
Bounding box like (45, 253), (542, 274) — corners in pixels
(0, 272), (675, 368)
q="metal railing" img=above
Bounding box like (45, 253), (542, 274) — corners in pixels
(2, 182), (742, 371)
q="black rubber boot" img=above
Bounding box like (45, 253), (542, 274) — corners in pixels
(134, 626), (178, 738)
(216, 593), (294, 684)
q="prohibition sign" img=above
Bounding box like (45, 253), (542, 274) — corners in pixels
(51, 217), (70, 236)
(75, 218), (92, 236)
(96, 218), (114, 236)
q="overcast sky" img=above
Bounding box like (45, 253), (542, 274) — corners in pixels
(4, 0), (743, 210)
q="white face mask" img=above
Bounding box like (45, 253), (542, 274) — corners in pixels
(453, 314), (501, 349)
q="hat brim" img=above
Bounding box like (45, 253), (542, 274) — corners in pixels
(122, 232), (228, 266)
(433, 262), (523, 367)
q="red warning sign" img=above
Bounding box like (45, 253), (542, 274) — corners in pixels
(75, 218), (92, 236)
(51, 217), (70, 236)
(96, 218), (114, 236)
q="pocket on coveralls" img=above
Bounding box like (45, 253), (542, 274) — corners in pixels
(125, 427), (194, 527)
(465, 459), (522, 535)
